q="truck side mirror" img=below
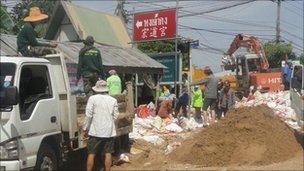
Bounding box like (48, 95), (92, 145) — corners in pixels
(0, 86), (19, 108)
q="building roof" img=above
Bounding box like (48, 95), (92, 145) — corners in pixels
(45, 1), (131, 48)
(0, 34), (165, 74)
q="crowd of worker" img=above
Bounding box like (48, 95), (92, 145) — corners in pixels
(15, 6), (297, 171)
(156, 66), (236, 126)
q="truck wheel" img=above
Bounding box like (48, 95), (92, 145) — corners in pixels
(35, 144), (58, 171)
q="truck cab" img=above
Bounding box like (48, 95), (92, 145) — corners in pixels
(0, 54), (134, 170)
(290, 64), (304, 128)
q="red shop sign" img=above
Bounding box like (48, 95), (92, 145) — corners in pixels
(133, 9), (176, 42)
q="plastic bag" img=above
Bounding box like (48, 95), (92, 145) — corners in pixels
(142, 135), (165, 145)
(165, 122), (183, 133)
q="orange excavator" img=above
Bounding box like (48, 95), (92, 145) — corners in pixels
(222, 34), (283, 97)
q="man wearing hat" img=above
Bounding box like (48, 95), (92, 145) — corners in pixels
(77, 36), (104, 95)
(191, 66), (219, 125)
(83, 80), (119, 171)
(106, 69), (122, 95)
(17, 7), (57, 57)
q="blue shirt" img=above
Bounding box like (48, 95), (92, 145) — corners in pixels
(283, 65), (292, 82)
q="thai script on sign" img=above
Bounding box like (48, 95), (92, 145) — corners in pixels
(133, 9), (176, 42)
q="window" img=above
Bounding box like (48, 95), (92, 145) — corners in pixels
(291, 65), (303, 91)
(0, 63), (16, 107)
(0, 63), (16, 88)
(247, 58), (260, 72)
(19, 65), (52, 120)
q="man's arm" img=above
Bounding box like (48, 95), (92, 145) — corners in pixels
(26, 25), (39, 47)
(97, 51), (104, 79)
(83, 97), (94, 131)
(112, 100), (119, 120)
(190, 77), (210, 86)
(26, 26), (54, 47)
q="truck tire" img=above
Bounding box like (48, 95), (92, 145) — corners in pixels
(35, 144), (58, 171)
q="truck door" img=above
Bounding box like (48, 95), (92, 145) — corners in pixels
(290, 65), (304, 126)
(18, 64), (60, 143)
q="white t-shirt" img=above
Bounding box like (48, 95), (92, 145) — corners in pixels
(83, 94), (119, 137)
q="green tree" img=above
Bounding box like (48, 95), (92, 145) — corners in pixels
(0, 4), (15, 34)
(137, 40), (175, 53)
(10, 0), (56, 37)
(263, 41), (293, 68)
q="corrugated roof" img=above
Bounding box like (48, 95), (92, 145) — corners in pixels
(0, 34), (165, 74)
(45, 1), (131, 48)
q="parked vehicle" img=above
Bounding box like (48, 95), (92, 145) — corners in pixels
(0, 54), (134, 170)
(223, 34), (282, 97)
(290, 64), (304, 128)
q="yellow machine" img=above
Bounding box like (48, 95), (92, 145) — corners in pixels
(191, 66), (237, 90)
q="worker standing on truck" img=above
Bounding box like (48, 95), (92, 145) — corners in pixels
(191, 66), (219, 126)
(17, 7), (57, 57)
(77, 36), (104, 95)
(83, 80), (119, 171)
(107, 69), (122, 95)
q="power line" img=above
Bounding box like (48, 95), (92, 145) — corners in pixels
(282, 4), (303, 17)
(285, 1), (302, 11)
(179, 1), (254, 18)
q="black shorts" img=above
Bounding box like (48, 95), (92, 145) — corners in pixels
(87, 136), (114, 154)
(202, 98), (217, 111)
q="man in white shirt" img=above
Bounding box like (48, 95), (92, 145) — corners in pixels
(83, 80), (119, 171)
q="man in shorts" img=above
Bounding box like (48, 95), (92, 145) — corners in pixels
(191, 66), (219, 125)
(83, 80), (119, 171)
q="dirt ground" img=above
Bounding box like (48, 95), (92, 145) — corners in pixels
(112, 105), (304, 170)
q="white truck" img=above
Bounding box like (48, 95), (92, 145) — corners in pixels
(0, 54), (134, 170)
(290, 63), (304, 128)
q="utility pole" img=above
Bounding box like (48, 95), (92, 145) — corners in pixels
(115, 0), (128, 24)
(276, 0), (281, 43)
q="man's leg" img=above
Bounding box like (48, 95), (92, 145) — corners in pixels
(174, 101), (181, 118)
(83, 77), (91, 95)
(86, 154), (95, 171)
(86, 137), (101, 171)
(182, 105), (188, 118)
(202, 98), (211, 125)
(210, 99), (217, 123)
(103, 138), (114, 171)
(195, 107), (202, 123)
(104, 153), (112, 171)
(29, 46), (57, 57)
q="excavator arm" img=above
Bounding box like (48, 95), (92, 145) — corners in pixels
(223, 34), (269, 70)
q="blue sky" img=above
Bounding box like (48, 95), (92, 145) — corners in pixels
(4, 0), (302, 72)
(73, 0), (303, 72)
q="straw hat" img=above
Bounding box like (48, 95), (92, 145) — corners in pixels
(24, 7), (48, 22)
(92, 80), (109, 93)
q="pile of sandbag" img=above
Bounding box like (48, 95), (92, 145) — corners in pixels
(129, 113), (203, 146)
(236, 91), (299, 129)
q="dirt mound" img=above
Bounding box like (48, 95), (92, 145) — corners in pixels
(170, 105), (303, 167)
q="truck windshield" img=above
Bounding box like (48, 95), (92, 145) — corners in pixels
(0, 63), (16, 88)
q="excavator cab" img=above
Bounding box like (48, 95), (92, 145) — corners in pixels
(235, 54), (262, 97)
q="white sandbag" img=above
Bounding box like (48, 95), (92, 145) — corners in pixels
(152, 116), (163, 130)
(165, 122), (183, 133)
(142, 135), (165, 145)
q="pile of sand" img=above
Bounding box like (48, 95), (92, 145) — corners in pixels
(170, 105), (303, 167)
